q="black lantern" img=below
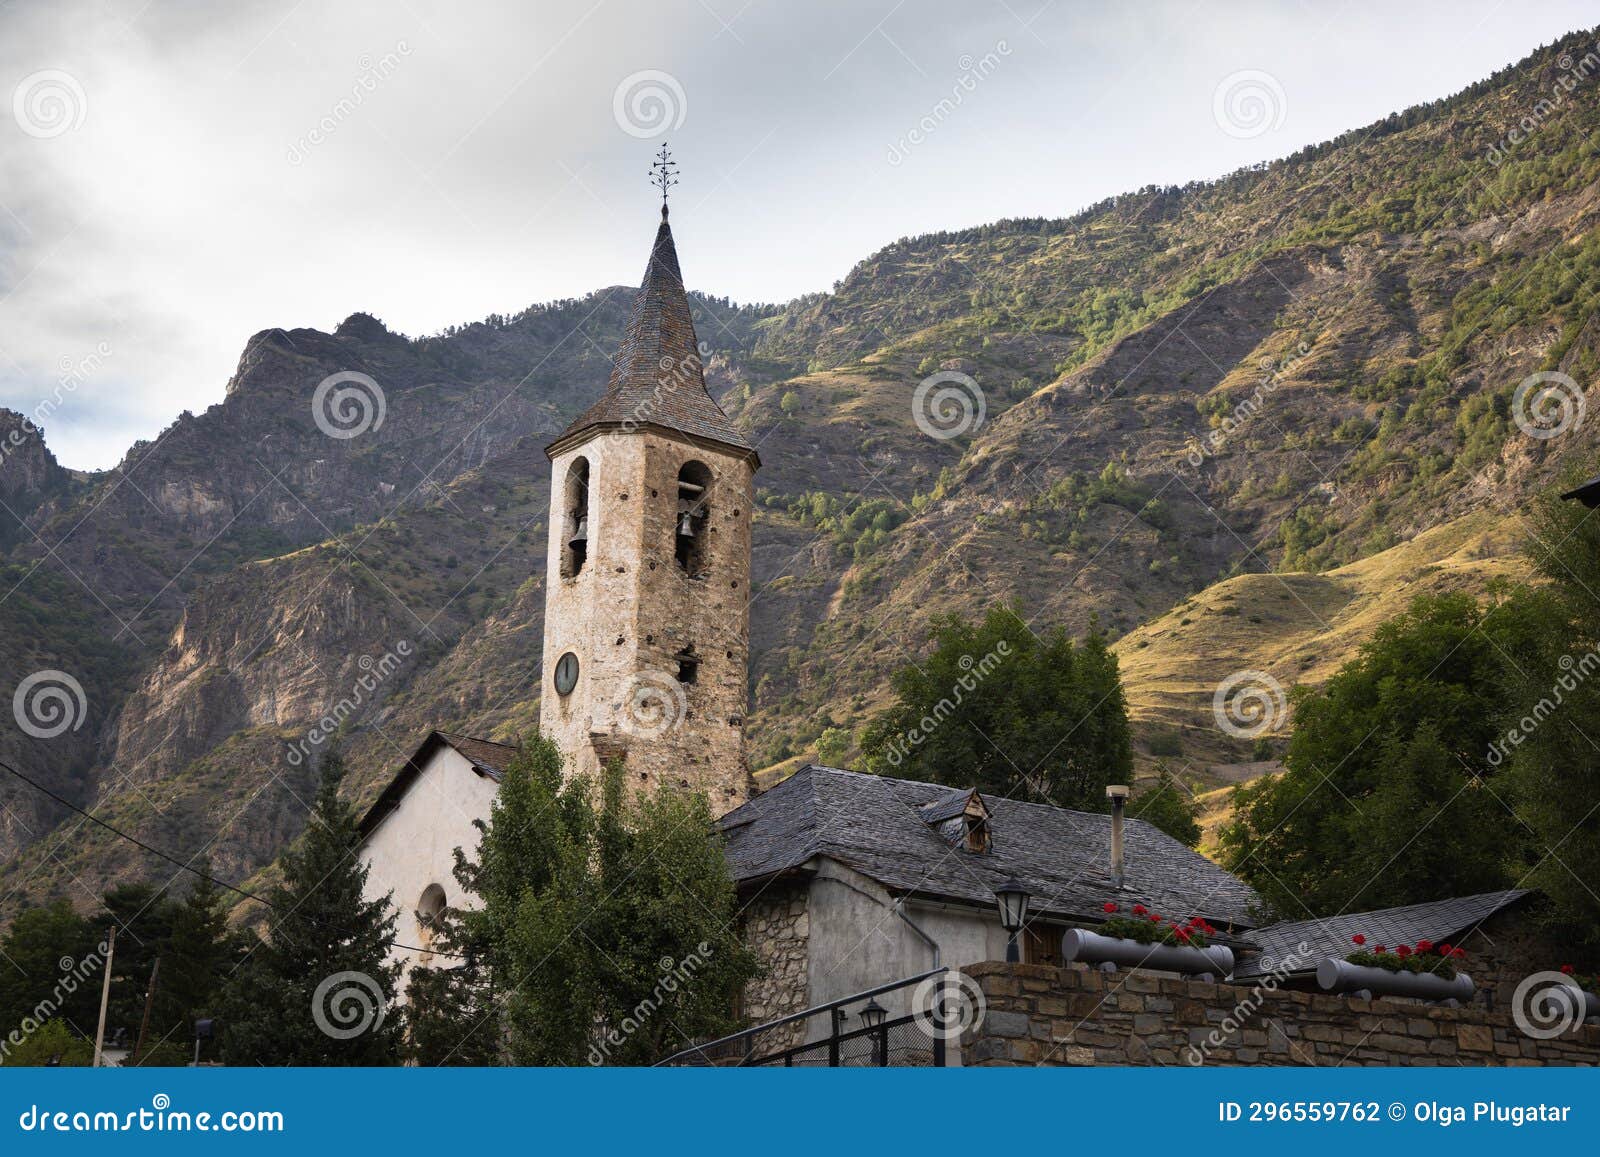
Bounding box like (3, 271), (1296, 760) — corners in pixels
(995, 878), (1032, 963)
(859, 999), (887, 1030)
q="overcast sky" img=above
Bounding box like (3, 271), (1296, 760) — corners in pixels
(2, 0), (1594, 470)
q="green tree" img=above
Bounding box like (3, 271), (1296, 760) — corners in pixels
(0, 901), (101, 1048)
(1130, 767), (1201, 847)
(0, 1019), (95, 1066)
(96, 883), (179, 1049)
(402, 903), (498, 1067)
(859, 605), (1132, 808)
(1501, 477), (1600, 950)
(1220, 592), (1539, 916)
(220, 751), (403, 1065)
(148, 863), (235, 1059)
(815, 726), (850, 766)
(457, 736), (757, 1065)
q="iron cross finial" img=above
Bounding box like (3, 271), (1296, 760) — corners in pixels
(650, 143), (678, 216)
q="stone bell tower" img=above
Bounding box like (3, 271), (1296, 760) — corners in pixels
(539, 164), (758, 816)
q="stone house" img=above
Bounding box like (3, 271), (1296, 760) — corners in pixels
(721, 763), (1260, 1040)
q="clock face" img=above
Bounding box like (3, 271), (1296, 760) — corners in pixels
(554, 651), (579, 696)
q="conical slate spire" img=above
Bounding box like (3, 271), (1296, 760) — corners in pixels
(548, 212), (756, 462)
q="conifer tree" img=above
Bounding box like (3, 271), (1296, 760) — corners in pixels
(221, 751), (403, 1065)
(150, 860), (234, 1056)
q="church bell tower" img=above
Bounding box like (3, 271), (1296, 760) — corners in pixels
(539, 148), (758, 815)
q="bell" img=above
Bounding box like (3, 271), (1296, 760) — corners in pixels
(568, 516), (587, 549)
(677, 511), (696, 538)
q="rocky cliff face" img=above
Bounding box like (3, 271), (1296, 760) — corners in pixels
(4, 29), (1600, 905)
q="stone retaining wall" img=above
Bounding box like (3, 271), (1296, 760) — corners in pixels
(961, 962), (1600, 1066)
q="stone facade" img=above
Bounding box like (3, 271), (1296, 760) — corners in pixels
(961, 962), (1600, 1066)
(740, 883), (812, 1052)
(539, 427), (754, 814)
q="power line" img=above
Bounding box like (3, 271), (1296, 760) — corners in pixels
(0, 753), (468, 960)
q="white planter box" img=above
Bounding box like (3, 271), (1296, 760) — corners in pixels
(1316, 958), (1474, 1002)
(1548, 984), (1600, 1023)
(1061, 928), (1234, 978)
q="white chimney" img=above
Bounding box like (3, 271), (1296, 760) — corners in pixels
(1106, 784), (1130, 888)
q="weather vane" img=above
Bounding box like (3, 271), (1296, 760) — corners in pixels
(650, 142), (678, 216)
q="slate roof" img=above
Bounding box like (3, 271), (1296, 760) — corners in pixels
(356, 730), (517, 836)
(548, 208), (756, 464)
(1233, 889), (1532, 979)
(719, 765), (1263, 930)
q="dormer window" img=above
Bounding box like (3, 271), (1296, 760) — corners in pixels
(920, 787), (992, 853)
(963, 811), (990, 854)
(675, 461), (712, 575)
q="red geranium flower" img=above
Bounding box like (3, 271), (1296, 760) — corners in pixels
(1103, 901), (1118, 913)
(1396, 945), (1412, 958)
(1439, 943), (1452, 955)
(1374, 945), (1386, 954)
(1132, 904), (1148, 915)
(1562, 964), (1576, 975)
(1451, 948), (1467, 959)
(1174, 926), (1191, 942)
(1151, 915), (1163, 923)
(1416, 939), (1434, 953)
(1352, 934), (1366, 946)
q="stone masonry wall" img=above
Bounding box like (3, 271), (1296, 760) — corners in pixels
(539, 430), (754, 816)
(962, 962), (1600, 1066)
(740, 883), (811, 1053)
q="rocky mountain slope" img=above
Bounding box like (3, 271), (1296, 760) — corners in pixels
(3, 29), (1600, 904)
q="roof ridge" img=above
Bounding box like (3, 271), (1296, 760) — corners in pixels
(804, 764), (1147, 825)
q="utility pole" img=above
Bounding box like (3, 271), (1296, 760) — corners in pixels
(92, 925), (117, 1068)
(132, 956), (160, 1065)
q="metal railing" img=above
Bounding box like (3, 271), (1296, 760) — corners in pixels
(656, 967), (949, 1067)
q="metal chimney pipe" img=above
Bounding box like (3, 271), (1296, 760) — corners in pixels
(1106, 784), (1129, 889)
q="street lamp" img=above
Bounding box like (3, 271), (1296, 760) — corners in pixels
(860, 999), (888, 1066)
(995, 878), (1032, 963)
